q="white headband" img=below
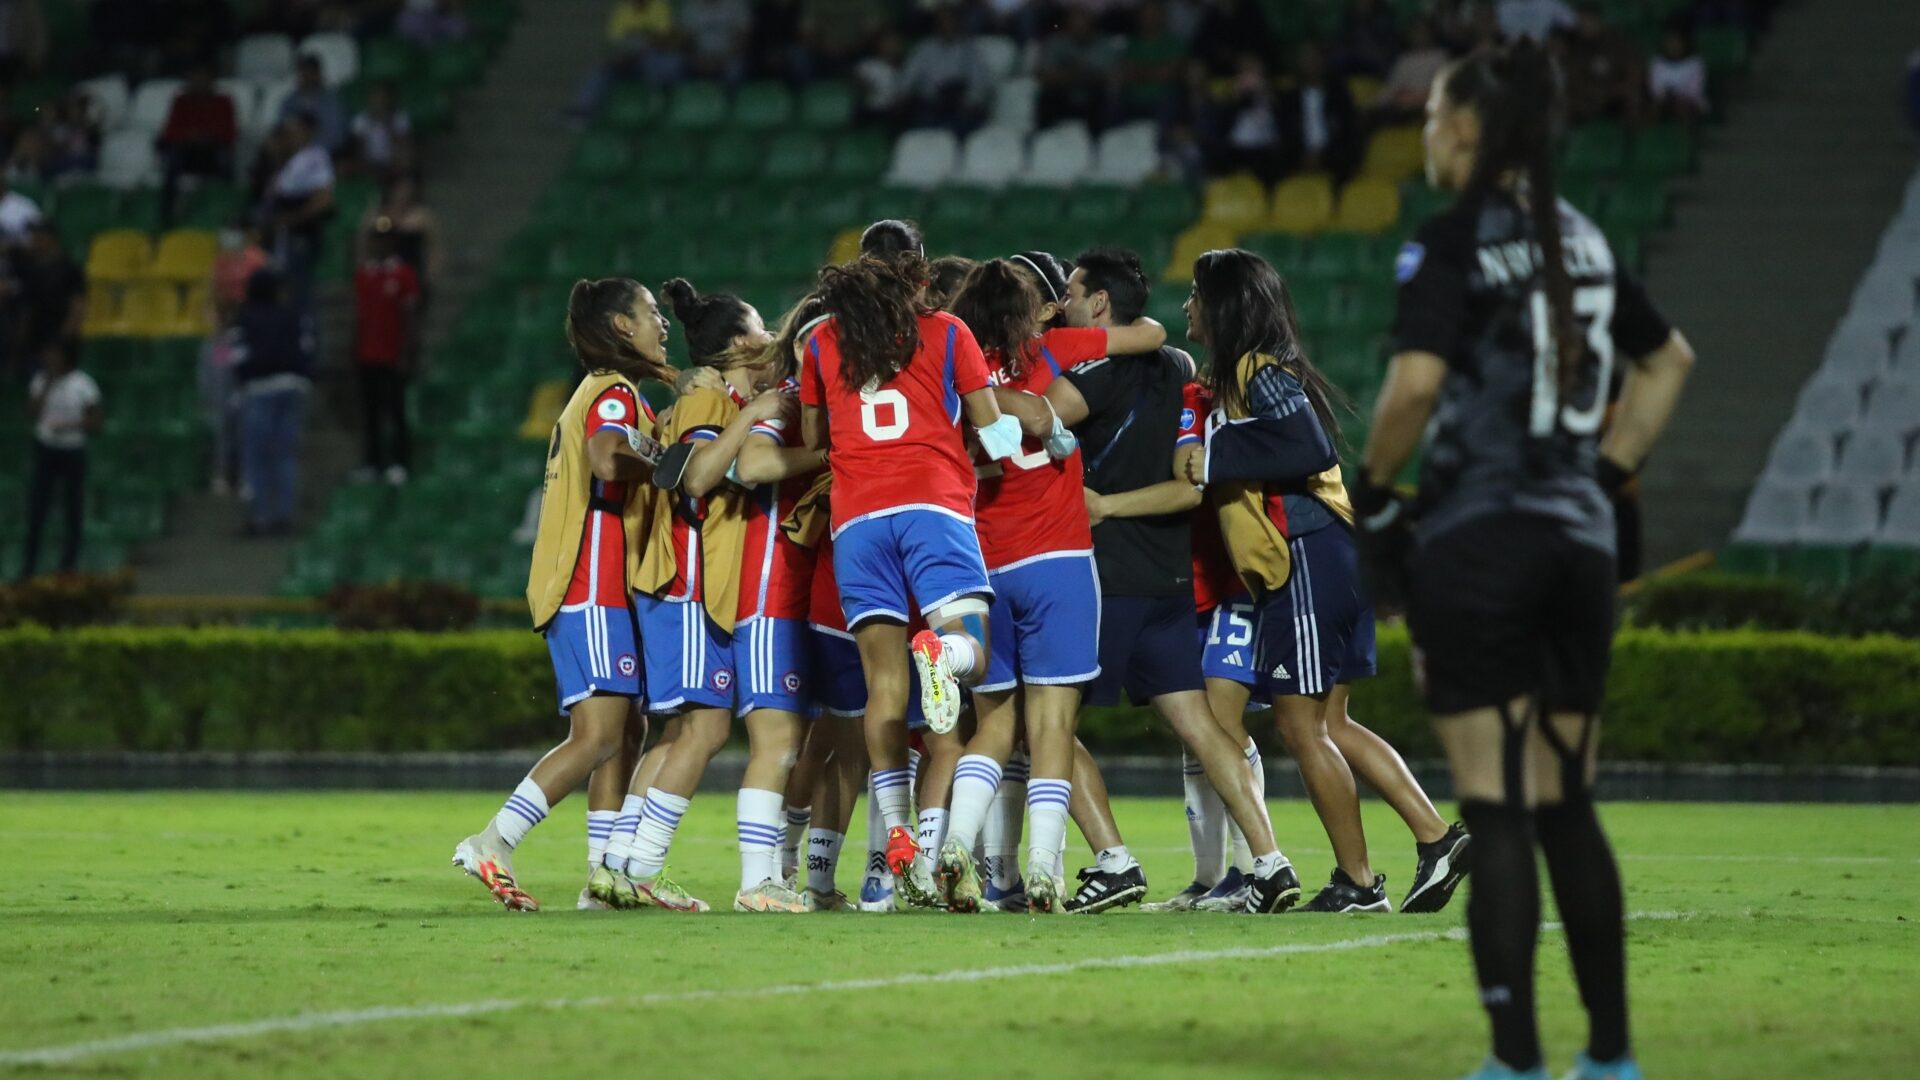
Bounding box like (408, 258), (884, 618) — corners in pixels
(1010, 254), (1059, 302)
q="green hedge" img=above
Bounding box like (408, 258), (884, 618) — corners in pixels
(2, 626), (1917, 765)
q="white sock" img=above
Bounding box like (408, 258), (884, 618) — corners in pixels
(946, 754), (1002, 856)
(864, 788), (888, 881)
(780, 804), (811, 879)
(602, 793), (644, 872)
(737, 787), (785, 890)
(1230, 818), (1253, 874)
(1097, 845), (1138, 874)
(1182, 752), (1227, 888)
(586, 809), (616, 869)
(870, 766), (914, 832)
(1252, 850), (1292, 878)
(913, 807), (948, 875)
(805, 828), (845, 895)
(1025, 777), (1071, 879)
(628, 787), (690, 881)
(937, 632), (978, 678)
(1246, 738), (1274, 834)
(492, 778), (549, 849)
(983, 753), (1026, 888)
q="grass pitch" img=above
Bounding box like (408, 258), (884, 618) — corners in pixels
(3, 792), (1915, 1078)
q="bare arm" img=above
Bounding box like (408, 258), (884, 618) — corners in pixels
(1599, 330), (1695, 472)
(1101, 317), (1167, 357)
(993, 387), (1055, 438)
(734, 435), (828, 486)
(1087, 442), (1203, 524)
(682, 396), (783, 498)
(1043, 375), (1089, 427)
(1360, 350), (1446, 487)
(801, 403), (829, 453)
(962, 386), (1002, 428)
(587, 428), (656, 483)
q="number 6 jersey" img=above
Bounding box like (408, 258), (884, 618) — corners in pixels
(799, 310), (993, 536)
(1392, 191), (1672, 551)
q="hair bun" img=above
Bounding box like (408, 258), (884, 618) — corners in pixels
(660, 277), (700, 321)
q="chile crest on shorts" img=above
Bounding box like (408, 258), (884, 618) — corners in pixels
(617, 653), (638, 678)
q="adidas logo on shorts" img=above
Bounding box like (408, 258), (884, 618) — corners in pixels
(1270, 663), (1290, 679)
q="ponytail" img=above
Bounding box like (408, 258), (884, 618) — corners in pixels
(660, 276), (756, 369)
(949, 259), (1044, 378)
(815, 254), (928, 390)
(564, 277), (673, 384)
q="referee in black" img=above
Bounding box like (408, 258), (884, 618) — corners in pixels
(1356, 45), (1694, 1080)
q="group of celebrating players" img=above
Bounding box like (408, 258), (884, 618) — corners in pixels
(451, 41), (1695, 1080)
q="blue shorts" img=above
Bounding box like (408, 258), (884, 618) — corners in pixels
(734, 616), (812, 716)
(1200, 596), (1270, 699)
(810, 627), (928, 730)
(546, 603), (642, 715)
(833, 509), (992, 630)
(1086, 594), (1205, 707)
(978, 551), (1102, 693)
(1253, 525), (1377, 697)
(634, 594), (735, 712)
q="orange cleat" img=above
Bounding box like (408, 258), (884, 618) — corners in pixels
(452, 837), (539, 912)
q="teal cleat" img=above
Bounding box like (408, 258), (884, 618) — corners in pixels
(1561, 1053), (1642, 1080)
(1460, 1059), (1550, 1080)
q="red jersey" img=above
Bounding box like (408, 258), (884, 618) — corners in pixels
(1184, 382), (1241, 613)
(972, 327), (1109, 568)
(798, 311), (991, 536)
(353, 258), (420, 365)
(737, 406), (819, 622)
(563, 384), (653, 608)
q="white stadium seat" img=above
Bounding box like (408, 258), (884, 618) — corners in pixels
(975, 36), (1020, 83)
(989, 78), (1037, 135)
(299, 32), (360, 88)
(96, 130), (160, 188)
(1793, 378), (1862, 435)
(957, 125), (1026, 187)
(217, 79), (260, 140)
(1835, 431), (1907, 489)
(1802, 482), (1880, 545)
(1881, 483), (1920, 546)
(1731, 478), (1810, 545)
(255, 78), (296, 138)
(884, 128), (959, 189)
(1860, 382), (1920, 438)
(1094, 121), (1160, 185)
(75, 74), (129, 131)
(126, 79), (183, 136)
(236, 34), (296, 83)
(1759, 426), (1834, 487)
(1023, 122), (1091, 187)
(1821, 320), (1891, 381)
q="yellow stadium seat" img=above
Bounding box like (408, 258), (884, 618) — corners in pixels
(1162, 222), (1240, 282)
(1266, 175), (1335, 235)
(80, 282), (126, 338)
(145, 283), (213, 337)
(1202, 174), (1269, 231)
(1347, 76), (1383, 112)
(1360, 125), (1424, 183)
(145, 229), (219, 283)
(828, 227), (863, 265)
(1331, 178), (1402, 234)
(519, 381), (571, 441)
(118, 281), (178, 338)
(85, 229), (154, 283)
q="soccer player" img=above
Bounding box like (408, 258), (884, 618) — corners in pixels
(613, 279), (809, 914)
(1357, 44), (1693, 1080)
(1015, 247), (1306, 914)
(798, 252), (1020, 899)
(925, 254), (977, 310)
(451, 277), (673, 913)
(934, 256), (1168, 913)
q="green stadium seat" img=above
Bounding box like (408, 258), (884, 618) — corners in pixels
(1716, 542), (1779, 576)
(797, 82), (855, 129)
(1698, 26), (1750, 76)
(925, 189), (996, 231)
(1784, 545), (1852, 585)
(179, 183), (247, 229)
(826, 132), (891, 181)
(52, 185), (120, 241)
(1559, 177), (1607, 217)
(792, 186), (866, 231)
(428, 39), (488, 89)
(1397, 181), (1450, 226)
(571, 132), (632, 181)
(1303, 233), (1376, 282)
(1061, 186), (1131, 227)
(644, 136), (701, 181)
(667, 82), (729, 129)
(1601, 180), (1669, 233)
(704, 133), (762, 183)
(756, 234), (826, 278)
(864, 186), (929, 224)
(998, 187), (1063, 233)
(1628, 124), (1694, 180)
(1858, 546), (1920, 581)
(400, 82), (453, 133)
(1561, 122), (1627, 178)
(764, 131), (831, 181)
(732, 82), (794, 130)
(602, 85), (665, 131)
(360, 37), (416, 83)
(1133, 184), (1198, 229)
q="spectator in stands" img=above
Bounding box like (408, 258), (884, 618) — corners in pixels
(852, 26), (905, 126)
(1331, 0), (1401, 79)
(19, 339), (99, 579)
(799, 0), (886, 75)
(278, 54), (346, 153)
(397, 0), (471, 46)
(263, 110), (336, 314)
(1191, 0), (1273, 77)
(212, 220), (270, 324)
(1375, 16), (1448, 120)
(1280, 40), (1358, 180)
(977, 0), (1042, 41)
(749, 0), (808, 80)
(356, 174), (441, 302)
(352, 221), (420, 486)
(160, 0), (236, 73)
(1035, 9), (1121, 130)
(1212, 53), (1285, 182)
(157, 62), (238, 229)
(1120, 0), (1186, 121)
(88, 0), (165, 78)
(202, 223), (268, 495)
(2, 123), (50, 182)
(0, 1), (48, 82)
(0, 173), (40, 246)
(1648, 22), (1709, 122)
(0, 86), (22, 161)
(680, 0), (753, 84)
(897, 6), (991, 133)
(1561, 1), (1643, 123)
(10, 222), (84, 365)
(230, 267), (315, 536)
(1496, 0), (1574, 42)
(347, 80), (414, 179)
(567, 0), (685, 124)
(35, 92), (99, 179)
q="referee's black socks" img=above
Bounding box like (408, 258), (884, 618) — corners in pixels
(1535, 796), (1631, 1064)
(1458, 799), (1543, 1071)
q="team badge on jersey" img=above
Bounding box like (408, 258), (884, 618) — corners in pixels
(1394, 242), (1426, 284)
(1179, 407), (1196, 430)
(598, 397), (629, 421)
(616, 653), (637, 678)
(711, 669), (734, 693)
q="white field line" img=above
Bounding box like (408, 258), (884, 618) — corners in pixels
(0, 912), (1691, 1069)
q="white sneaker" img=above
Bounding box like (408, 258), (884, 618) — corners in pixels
(733, 879), (810, 913)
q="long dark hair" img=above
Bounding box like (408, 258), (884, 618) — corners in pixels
(564, 277), (673, 384)
(950, 258), (1043, 378)
(815, 253), (928, 390)
(660, 277), (754, 368)
(859, 219), (924, 265)
(1009, 250), (1069, 328)
(1190, 248), (1348, 448)
(764, 291), (827, 382)
(1443, 41), (1576, 393)
(925, 255), (977, 311)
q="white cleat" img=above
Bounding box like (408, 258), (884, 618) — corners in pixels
(910, 629), (962, 735)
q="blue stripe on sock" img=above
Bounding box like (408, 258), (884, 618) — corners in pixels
(954, 763), (1002, 781)
(642, 801), (685, 824)
(504, 796), (546, 822)
(502, 803), (543, 826)
(785, 810), (812, 824)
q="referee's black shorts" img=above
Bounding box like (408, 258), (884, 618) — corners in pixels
(1406, 512), (1616, 716)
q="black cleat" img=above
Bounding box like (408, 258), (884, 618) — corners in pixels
(1064, 864), (1148, 914)
(1243, 863), (1303, 913)
(1402, 822), (1471, 914)
(1290, 867), (1392, 913)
